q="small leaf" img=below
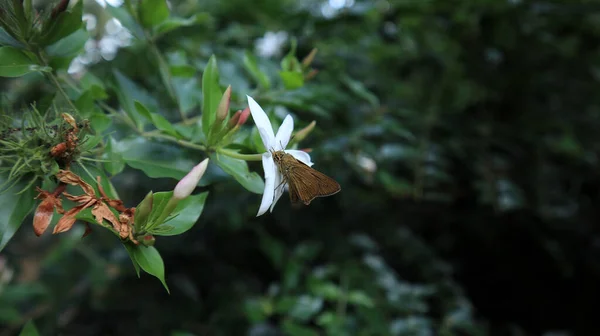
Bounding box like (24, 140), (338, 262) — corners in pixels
(134, 191), (154, 232)
(243, 51), (270, 89)
(281, 319), (319, 336)
(152, 191), (208, 236)
(341, 74), (379, 107)
(112, 70), (158, 129)
(138, 0), (170, 29)
(135, 101), (178, 137)
(40, 0), (83, 46)
(133, 245), (169, 292)
(154, 13), (211, 36)
(170, 65), (196, 78)
(0, 27), (25, 48)
(104, 136), (125, 176)
(212, 153), (264, 194)
(124, 243), (141, 277)
(347, 290), (375, 308)
(288, 296), (324, 322)
(18, 320), (40, 336)
(0, 183), (36, 252)
(45, 29), (88, 58)
(280, 71), (304, 90)
(0, 47), (43, 78)
(200, 55), (222, 139)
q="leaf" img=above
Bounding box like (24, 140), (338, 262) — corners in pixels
(152, 192), (208, 236)
(18, 320), (40, 336)
(200, 55), (222, 138)
(112, 70), (158, 129)
(0, 183), (36, 252)
(280, 71), (304, 90)
(80, 72), (108, 100)
(45, 29), (88, 58)
(104, 136), (125, 176)
(212, 153), (264, 194)
(134, 101), (178, 137)
(89, 112), (112, 133)
(347, 290), (375, 308)
(0, 47), (49, 77)
(40, 0), (83, 46)
(155, 13), (211, 36)
(341, 74), (380, 107)
(170, 65), (196, 78)
(124, 243), (141, 277)
(281, 319), (319, 336)
(138, 0), (170, 29)
(0, 27), (25, 48)
(133, 245), (169, 292)
(243, 51), (271, 89)
(288, 296), (324, 322)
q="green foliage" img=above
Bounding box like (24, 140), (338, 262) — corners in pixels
(0, 0), (598, 335)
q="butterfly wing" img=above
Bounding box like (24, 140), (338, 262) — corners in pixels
(286, 158), (341, 205)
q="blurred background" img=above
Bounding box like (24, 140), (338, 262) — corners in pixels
(2, 0), (600, 335)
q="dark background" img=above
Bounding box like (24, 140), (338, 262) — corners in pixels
(2, 0), (600, 335)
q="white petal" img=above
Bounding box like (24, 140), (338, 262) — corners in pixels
(257, 153), (276, 216)
(247, 95), (275, 150)
(286, 150), (314, 167)
(270, 170), (285, 212)
(274, 115), (294, 150)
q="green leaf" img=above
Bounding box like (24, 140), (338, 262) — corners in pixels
(280, 71), (304, 90)
(0, 306), (21, 323)
(0, 27), (25, 48)
(40, 0), (83, 46)
(134, 191), (154, 232)
(80, 72), (108, 100)
(89, 112), (112, 133)
(0, 47), (48, 77)
(170, 65), (197, 78)
(18, 320), (40, 336)
(134, 101), (179, 137)
(45, 29), (88, 58)
(341, 74), (380, 107)
(243, 51), (271, 89)
(0, 182), (36, 252)
(288, 296), (324, 322)
(133, 245), (169, 292)
(347, 290), (375, 308)
(124, 243), (141, 277)
(154, 13), (211, 37)
(152, 191), (208, 236)
(281, 319), (319, 336)
(143, 191), (173, 228)
(138, 0), (170, 29)
(200, 55), (222, 138)
(104, 136), (125, 176)
(212, 153), (264, 194)
(112, 70), (158, 129)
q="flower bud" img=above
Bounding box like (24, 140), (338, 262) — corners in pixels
(141, 234), (156, 246)
(301, 48), (318, 68)
(173, 158), (209, 200)
(134, 191), (153, 231)
(292, 120), (316, 143)
(51, 0), (70, 19)
(237, 107), (250, 126)
(216, 85), (232, 122)
(227, 110), (242, 129)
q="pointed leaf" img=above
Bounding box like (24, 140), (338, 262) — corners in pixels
(133, 245), (169, 292)
(0, 183), (36, 252)
(212, 153), (264, 194)
(40, 0), (83, 46)
(18, 320), (40, 336)
(200, 55), (222, 138)
(0, 47), (48, 77)
(152, 191), (208, 236)
(138, 0), (170, 29)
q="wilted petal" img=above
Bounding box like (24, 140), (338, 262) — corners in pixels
(247, 96), (275, 150)
(257, 153), (276, 216)
(56, 170), (95, 196)
(92, 202), (122, 232)
(33, 198), (55, 236)
(286, 150), (314, 167)
(54, 215), (77, 234)
(274, 115), (294, 151)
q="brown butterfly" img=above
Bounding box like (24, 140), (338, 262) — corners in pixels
(271, 150), (341, 205)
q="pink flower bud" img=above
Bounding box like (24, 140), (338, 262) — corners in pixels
(238, 107), (250, 126)
(174, 158), (209, 199)
(228, 110), (241, 128)
(216, 85), (232, 121)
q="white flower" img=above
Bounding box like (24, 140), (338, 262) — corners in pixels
(247, 96), (314, 216)
(255, 31), (288, 58)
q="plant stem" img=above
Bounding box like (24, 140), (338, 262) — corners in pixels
(142, 132), (207, 151)
(216, 148), (262, 161)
